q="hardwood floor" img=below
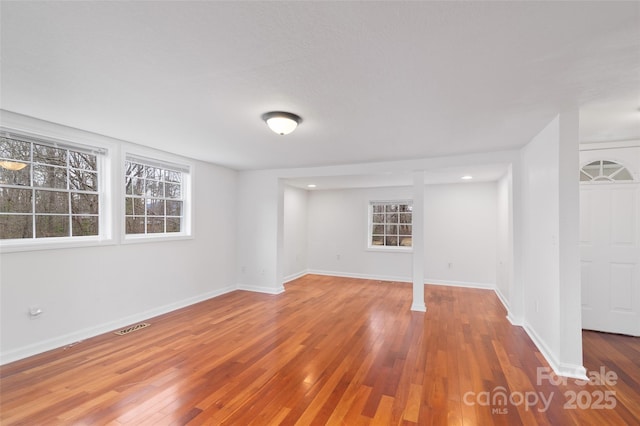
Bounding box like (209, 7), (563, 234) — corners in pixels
(1, 275), (638, 425)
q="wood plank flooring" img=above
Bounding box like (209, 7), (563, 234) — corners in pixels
(1, 274), (639, 425)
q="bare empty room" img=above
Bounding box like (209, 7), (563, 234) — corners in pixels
(1, 1), (639, 425)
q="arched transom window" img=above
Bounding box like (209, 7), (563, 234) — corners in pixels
(580, 160), (634, 182)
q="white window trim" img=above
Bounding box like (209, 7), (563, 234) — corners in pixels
(366, 199), (413, 253)
(0, 128), (115, 253)
(121, 148), (193, 244)
(579, 159), (636, 184)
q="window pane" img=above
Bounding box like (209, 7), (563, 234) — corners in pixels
(371, 236), (384, 246)
(125, 162), (144, 177)
(582, 161), (600, 176)
(385, 236), (398, 246)
(71, 193), (99, 214)
(147, 217), (164, 233)
(370, 201), (412, 248)
(0, 188), (32, 213)
(603, 163), (622, 176)
(72, 216), (99, 236)
(125, 157), (186, 236)
(613, 169), (633, 181)
(33, 165), (67, 189)
(126, 216), (145, 234)
(69, 170), (97, 191)
(68, 152), (97, 171)
(145, 180), (163, 197)
(165, 183), (181, 199)
(0, 215), (32, 239)
(385, 213), (398, 223)
(165, 170), (181, 183)
(35, 215), (69, 237)
(400, 237), (412, 246)
(0, 165), (30, 186)
(145, 166), (162, 180)
(125, 197), (144, 215)
(166, 200), (182, 216)
(166, 217), (181, 232)
(126, 177), (144, 196)
(0, 138), (30, 161)
(33, 144), (66, 166)
(399, 213), (411, 223)
(35, 190), (69, 214)
(1, 136), (103, 242)
(146, 199), (165, 215)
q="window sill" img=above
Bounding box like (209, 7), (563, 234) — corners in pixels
(366, 246), (413, 254)
(0, 236), (116, 253)
(122, 233), (193, 245)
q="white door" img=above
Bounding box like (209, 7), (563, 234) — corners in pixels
(580, 183), (640, 336)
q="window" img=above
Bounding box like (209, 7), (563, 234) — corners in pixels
(124, 156), (188, 237)
(0, 132), (104, 240)
(580, 160), (634, 182)
(369, 201), (412, 248)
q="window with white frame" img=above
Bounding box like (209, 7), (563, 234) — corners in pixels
(0, 131), (105, 240)
(580, 160), (634, 182)
(124, 156), (188, 236)
(369, 201), (412, 248)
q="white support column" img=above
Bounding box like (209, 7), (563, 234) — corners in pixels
(558, 107), (585, 377)
(411, 171), (426, 312)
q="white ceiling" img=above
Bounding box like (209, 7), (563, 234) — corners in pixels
(1, 1), (639, 173)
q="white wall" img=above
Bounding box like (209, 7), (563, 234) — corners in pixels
(283, 185), (308, 281)
(519, 111), (585, 378)
(307, 186), (413, 281)
(0, 114), (238, 364)
(522, 116), (561, 357)
(496, 170), (512, 306)
(424, 182), (497, 288)
(235, 170), (282, 294)
(306, 183), (498, 287)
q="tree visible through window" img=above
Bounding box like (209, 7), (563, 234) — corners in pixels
(369, 201), (412, 248)
(0, 134), (101, 239)
(125, 158), (185, 235)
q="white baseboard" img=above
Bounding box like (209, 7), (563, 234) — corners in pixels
(283, 270), (308, 283)
(494, 287), (510, 311)
(0, 285), (237, 366)
(307, 269), (411, 283)
(424, 278), (495, 290)
(237, 284), (285, 295)
(522, 321), (587, 380)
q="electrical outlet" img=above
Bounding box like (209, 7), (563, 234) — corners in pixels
(29, 305), (43, 318)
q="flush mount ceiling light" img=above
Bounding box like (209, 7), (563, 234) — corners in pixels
(461, 175), (473, 180)
(0, 160), (28, 171)
(261, 111), (302, 135)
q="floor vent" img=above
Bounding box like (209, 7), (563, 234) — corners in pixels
(114, 322), (150, 336)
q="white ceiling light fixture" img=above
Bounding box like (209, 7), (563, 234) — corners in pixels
(262, 111), (302, 135)
(0, 160), (28, 171)
(461, 175), (473, 180)
(307, 184), (317, 188)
